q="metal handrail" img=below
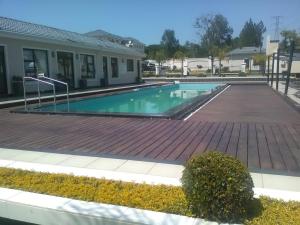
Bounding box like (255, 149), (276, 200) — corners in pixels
(23, 76), (56, 110)
(37, 74), (69, 109)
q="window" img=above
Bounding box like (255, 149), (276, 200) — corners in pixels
(23, 49), (49, 77)
(127, 59), (134, 72)
(111, 57), (118, 77)
(80, 54), (95, 78)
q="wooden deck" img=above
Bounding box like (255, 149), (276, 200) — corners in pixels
(0, 84), (300, 174)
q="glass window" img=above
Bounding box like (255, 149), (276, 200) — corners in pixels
(127, 59), (134, 72)
(23, 49), (49, 77)
(80, 54), (95, 78)
(111, 57), (118, 78)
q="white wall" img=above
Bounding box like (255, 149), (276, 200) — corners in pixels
(0, 36), (142, 94)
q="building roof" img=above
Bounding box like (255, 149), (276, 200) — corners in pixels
(0, 17), (144, 57)
(85, 29), (144, 46)
(227, 47), (266, 56)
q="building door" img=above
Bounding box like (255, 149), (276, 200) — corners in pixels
(137, 60), (141, 79)
(103, 56), (108, 87)
(0, 46), (8, 95)
(57, 52), (74, 89)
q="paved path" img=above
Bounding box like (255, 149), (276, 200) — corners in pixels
(0, 84), (299, 174)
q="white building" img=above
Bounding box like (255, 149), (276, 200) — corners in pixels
(226, 47), (264, 72)
(266, 39), (300, 75)
(0, 17), (145, 96)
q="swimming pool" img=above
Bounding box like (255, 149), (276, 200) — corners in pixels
(19, 83), (226, 119)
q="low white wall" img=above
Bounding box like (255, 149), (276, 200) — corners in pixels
(0, 188), (207, 225)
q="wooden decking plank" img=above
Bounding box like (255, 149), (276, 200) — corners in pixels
(263, 124), (286, 170)
(206, 122), (227, 151)
(287, 126), (300, 149)
(271, 124), (299, 171)
(165, 121), (205, 161)
(177, 122), (212, 161)
(280, 125), (300, 165)
(247, 123), (260, 169)
(165, 122), (200, 160)
(149, 121), (194, 160)
(217, 122), (234, 153)
(236, 123), (248, 166)
(193, 122), (220, 155)
(108, 120), (172, 155)
(255, 123), (272, 170)
(35, 118), (144, 154)
(226, 123), (240, 157)
(147, 121), (193, 159)
(85, 120), (159, 154)
(126, 120), (183, 157)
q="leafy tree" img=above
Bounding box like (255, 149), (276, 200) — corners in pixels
(145, 44), (162, 59)
(230, 37), (241, 50)
(153, 49), (166, 75)
(280, 30), (298, 51)
(253, 54), (267, 74)
(195, 14), (233, 49)
(195, 14), (232, 75)
(161, 29), (180, 58)
(239, 19), (266, 48)
(174, 50), (186, 76)
(184, 41), (208, 57)
(216, 47), (228, 76)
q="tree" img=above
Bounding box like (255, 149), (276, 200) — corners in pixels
(161, 29), (180, 58)
(184, 41), (208, 57)
(252, 54), (267, 74)
(195, 14), (232, 76)
(145, 44), (162, 59)
(239, 19), (266, 49)
(216, 47), (228, 76)
(280, 30), (298, 51)
(174, 50), (186, 76)
(153, 49), (166, 75)
(195, 14), (233, 49)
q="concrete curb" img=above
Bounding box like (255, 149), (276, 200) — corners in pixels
(0, 188), (217, 225)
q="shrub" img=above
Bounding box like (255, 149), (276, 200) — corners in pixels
(222, 67), (229, 73)
(238, 72), (247, 77)
(181, 151), (254, 223)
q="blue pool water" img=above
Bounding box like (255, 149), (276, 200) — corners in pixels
(32, 83), (223, 116)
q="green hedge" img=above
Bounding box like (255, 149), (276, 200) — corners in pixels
(0, 167), (299, 224)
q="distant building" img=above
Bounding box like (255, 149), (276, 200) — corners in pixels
(85, 30), (145, 53)
(0, 17), (145, 95)
(226, 47), (266, 72)
(266, 38), (300, 74)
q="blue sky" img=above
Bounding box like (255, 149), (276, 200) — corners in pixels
(0, 0), (300, 45)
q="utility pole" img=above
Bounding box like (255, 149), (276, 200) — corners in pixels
(272, 16), (283, 41)
(285, 41), (295, 95)
(276, 48), (280, 90)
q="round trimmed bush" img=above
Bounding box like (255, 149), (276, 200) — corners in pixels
(181, 151), (254, 223)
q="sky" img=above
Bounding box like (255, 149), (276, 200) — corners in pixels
(0, 0), (300, 46)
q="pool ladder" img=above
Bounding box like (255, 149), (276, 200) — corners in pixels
(23, 74), (69, 111)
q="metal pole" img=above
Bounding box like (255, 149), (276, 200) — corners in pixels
(285, 40), (295, 95)
(271, 53), (275, 87)
(37, 80), (41, 106)
(267, 56), (270, 83)
(66, 84), (69, 112)
(23, 78), (27, 110)
(53, 85), (56, 111)
(276, 48), (280, 90)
